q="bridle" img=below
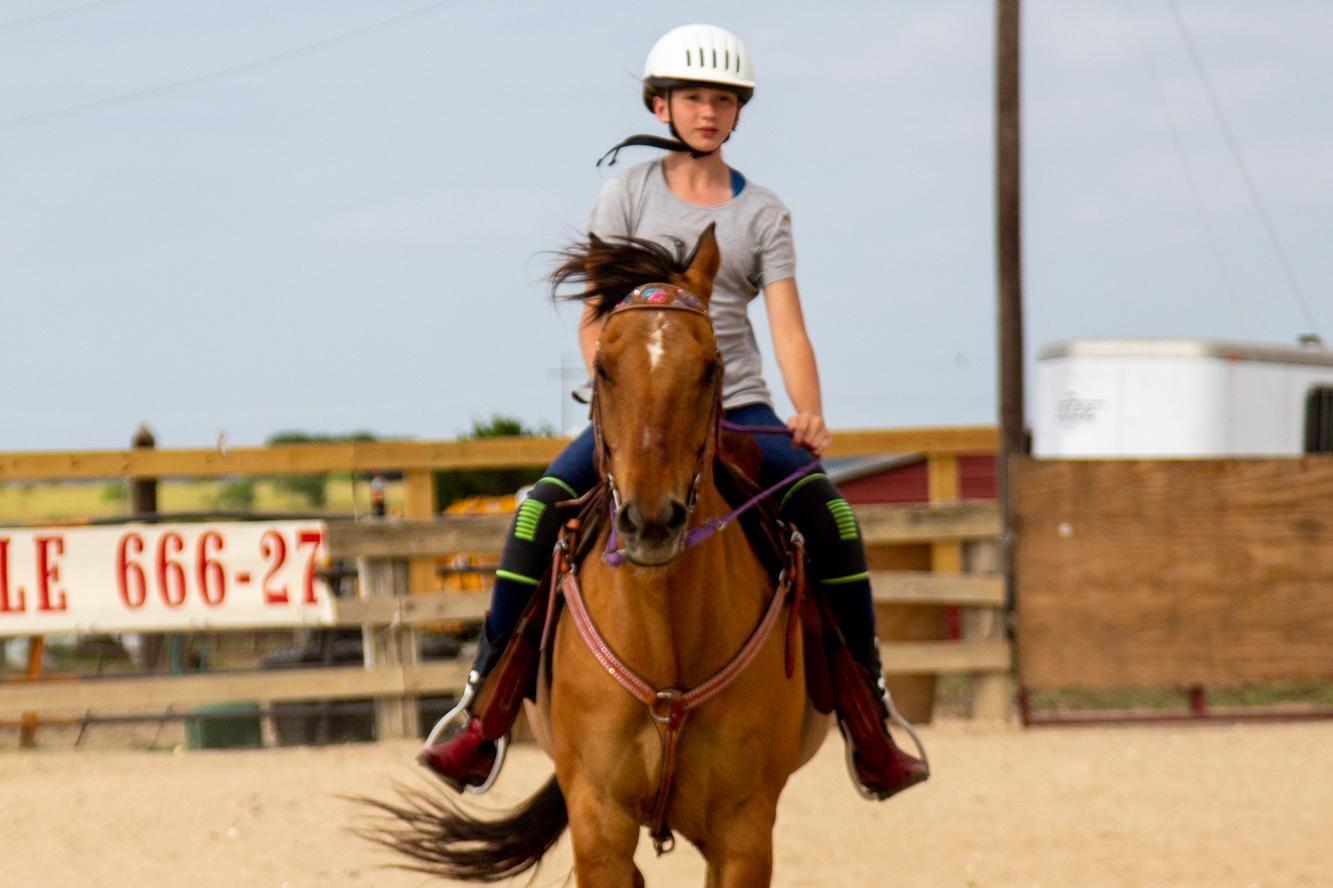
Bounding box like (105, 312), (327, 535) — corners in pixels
(593, 282), (818, 567)
(591, 283), (720, 567)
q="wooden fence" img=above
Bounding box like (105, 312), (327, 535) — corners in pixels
(0, 427), (1011, 739)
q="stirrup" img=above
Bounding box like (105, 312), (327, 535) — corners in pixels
(843, 676), (931, 802)
(421, 670), (510, 796)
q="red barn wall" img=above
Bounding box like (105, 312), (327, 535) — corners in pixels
(838, 453), (996, 505)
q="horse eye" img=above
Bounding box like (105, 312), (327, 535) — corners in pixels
(596, 361), (611, 382)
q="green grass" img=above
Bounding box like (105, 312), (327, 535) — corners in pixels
(0, 478), (407, 525)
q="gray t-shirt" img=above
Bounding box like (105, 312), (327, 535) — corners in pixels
(583, 159), (796, 410)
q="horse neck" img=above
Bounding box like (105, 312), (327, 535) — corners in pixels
(599, 467), (771, 687)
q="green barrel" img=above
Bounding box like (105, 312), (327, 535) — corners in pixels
(185, 702), (263, 749)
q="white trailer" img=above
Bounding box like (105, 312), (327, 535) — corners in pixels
(1034, 338), (1333, 457)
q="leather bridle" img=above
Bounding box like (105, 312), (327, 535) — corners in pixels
(591, 283), (722, 567)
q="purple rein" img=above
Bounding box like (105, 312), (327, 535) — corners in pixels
(602, 420), (819, 567)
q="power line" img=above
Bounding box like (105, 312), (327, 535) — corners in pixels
(0, 0), (459, 130)
(1119, 0), (1245, 328)
(1163, 0), (1320, 335)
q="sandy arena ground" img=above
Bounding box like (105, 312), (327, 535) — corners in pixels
(3, 719), (1329, 887)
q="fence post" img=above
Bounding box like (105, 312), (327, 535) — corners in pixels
(357, 556), (420, 740)
(129, 425), (166, 674)
(924, 453), (962, 724)
(965, 538), (1014, 721)
(403, 470), (436, 596)
(930, 453), (1012, 721)
(129, 424), (158, 517)
(17, 637), (44, 748)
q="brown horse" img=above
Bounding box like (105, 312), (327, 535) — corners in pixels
(363, 225), (827, 886)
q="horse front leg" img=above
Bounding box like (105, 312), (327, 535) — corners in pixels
(699, 798), (777, 888)
(565, 776), (643, 887)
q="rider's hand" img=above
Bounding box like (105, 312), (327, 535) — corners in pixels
(787, 412), (832, 457)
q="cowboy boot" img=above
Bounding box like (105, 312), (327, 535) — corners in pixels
(828, 633), (930, 800)
(419, 479), (578, 792)
(418, 559), (555, 791)
(417, 628), (506, 793)
(780, 472), (929, 800)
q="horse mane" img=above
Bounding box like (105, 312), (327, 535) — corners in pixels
(549, 233), (695, 319)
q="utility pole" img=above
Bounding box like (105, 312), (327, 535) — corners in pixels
(996, 0), (1024, 611)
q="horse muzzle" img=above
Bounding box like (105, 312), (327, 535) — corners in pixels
(616, 498), (689, 566)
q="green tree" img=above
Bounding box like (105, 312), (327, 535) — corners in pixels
(266, 430), (379, 508)
(434, 415), (553, 510)
(214, 477), (256, 510)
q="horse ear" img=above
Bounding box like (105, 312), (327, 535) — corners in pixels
(584, 232), (610, 293)
(587, 232), (607, 270)
(681, 223), (721, 304)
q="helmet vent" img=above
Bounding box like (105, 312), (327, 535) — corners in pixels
(685, 49), (692, 66)
(725, 49), (730, 70)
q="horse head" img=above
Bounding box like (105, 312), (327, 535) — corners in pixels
(554, 224), (723, 566)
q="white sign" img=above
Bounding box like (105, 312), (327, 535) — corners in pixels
(0, 521), (334, 635)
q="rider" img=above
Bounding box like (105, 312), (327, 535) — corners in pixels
(420, 23), (928, 800)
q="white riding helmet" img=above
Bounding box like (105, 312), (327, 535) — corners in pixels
(642, 24), (755, 110)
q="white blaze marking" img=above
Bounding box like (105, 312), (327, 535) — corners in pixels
(646, 323), (666, 370)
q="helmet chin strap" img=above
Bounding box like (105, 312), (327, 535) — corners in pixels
(596, 134), (708, 167)
(597, 91), (733, 167)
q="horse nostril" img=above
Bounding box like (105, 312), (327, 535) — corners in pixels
(665, 500), (688, 532)
(618, 503), (644, 537)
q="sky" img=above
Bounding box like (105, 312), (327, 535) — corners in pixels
(2, 0), (1330, 450)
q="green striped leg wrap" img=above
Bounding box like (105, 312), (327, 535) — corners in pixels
(779, 472), (878, 661)
(484, 477), (580, 645)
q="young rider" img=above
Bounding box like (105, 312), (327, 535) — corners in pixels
(421, 23), (928, 800)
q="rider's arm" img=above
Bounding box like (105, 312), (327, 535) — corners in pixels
(764, 277), (832, 456)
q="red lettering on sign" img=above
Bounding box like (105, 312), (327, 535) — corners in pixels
(157, 532), (187, 607)
(198, 531), (226, 606)
(296, 529), (323, 605)
(117, 533), (148, 609)
(261, 530), (288, 604)
(0, 538), (24, 613)
(35, 536), (68, 612)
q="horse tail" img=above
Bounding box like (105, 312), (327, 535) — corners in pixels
(354, 776), (568, 881)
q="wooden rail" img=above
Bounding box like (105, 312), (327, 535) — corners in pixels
(0, 662), (469, 716)
(0, 640), (1010, 718)
(324, 502), (1002, 559)
(0, 427), (999, 481)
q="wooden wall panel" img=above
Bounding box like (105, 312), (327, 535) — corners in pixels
(1014, 457), (1333, 689)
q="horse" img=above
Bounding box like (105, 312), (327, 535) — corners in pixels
(362, 224), (828, 886)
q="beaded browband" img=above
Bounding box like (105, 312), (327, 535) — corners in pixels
(611, 283), (707, 315)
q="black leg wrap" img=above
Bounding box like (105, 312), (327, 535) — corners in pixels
(780, 473), (878, 662)
(779, 474), (870, 585)
(497, 478), (574, 583)
(483, 478), (577, 656)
